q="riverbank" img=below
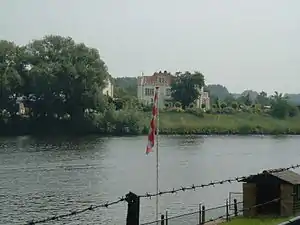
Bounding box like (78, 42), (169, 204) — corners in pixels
(158, 111), (300, 135)
(223, 217), (289, 225)
(1, 111), (300, 136)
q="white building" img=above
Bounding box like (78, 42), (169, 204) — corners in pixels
(137, 71), (210, 109)
(102, 78), (114, 98)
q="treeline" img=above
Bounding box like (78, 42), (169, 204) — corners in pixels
(0, 35), (149, 135)
(0, 35), (298, 136)
(116, 76), (300, 119)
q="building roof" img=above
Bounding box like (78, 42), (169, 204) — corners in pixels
(242, 169), (300, 185)
(137, 71), (174, 86)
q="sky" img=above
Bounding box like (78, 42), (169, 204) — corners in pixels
(0, 0), (299, 94)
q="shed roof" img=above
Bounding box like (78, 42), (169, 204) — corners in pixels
(242, 169), (300, 185)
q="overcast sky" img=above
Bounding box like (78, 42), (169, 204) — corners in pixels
(0, 0), (299, 94)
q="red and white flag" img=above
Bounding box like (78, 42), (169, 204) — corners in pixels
(146, 87), (159, 154)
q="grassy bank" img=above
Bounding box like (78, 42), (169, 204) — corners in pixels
(223, 217), (289, 225)
(1, 111), (300, 136)
(158, 112), (300, 135)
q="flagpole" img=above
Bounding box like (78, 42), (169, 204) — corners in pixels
(155, 86), (159, 225)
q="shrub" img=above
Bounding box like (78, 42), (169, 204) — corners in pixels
(174, 102), (182, 108)
(288, 105), (299, 117)
(141, 105), (152, 112)
(188, 103), (196, 108)
(166, 107), (185, 113)
(223, 107), (235, 114)
(185, 108), (204, 117)
(220, 102), (227, 109)
(231, 102), (238, 110)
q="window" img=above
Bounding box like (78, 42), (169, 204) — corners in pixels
(145, 88), (154, 96)
(166, 88), (171, 96)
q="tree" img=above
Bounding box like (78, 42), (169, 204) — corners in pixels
(171, 71), (205, 109)
(256, 91), (269, 106)
(237, 93), (252, 106)
(205, 84), (230, 100)
(0, 40), (24, 114)
(114, 77), (137, 97)
(22, 35), (109, 120)
(269, 91), (298, 119)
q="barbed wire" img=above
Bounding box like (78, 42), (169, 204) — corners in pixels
(25, 197), (126, 225)
(139, 164), (300, 198)
(23, 164), (299, 224)
(140, 198), (280, 225)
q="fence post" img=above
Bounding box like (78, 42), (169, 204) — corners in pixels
(126, 192), (140, 225)
(201, 205), (205, 224)
(234, 199), (238, 217)
(161, 214), (164, 225)
(226, 199), (229, 222)
(165, 211), (168, 225)
(198, 204), (202, 225)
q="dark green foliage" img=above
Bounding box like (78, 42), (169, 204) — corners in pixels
(205, 84), (230, 100)
(0, 36), (146, 135)
(185, 108), (204, 117)
(1, 36), (300, 136)
(171, 71), (205, 109)
(114, 77), (137, 97)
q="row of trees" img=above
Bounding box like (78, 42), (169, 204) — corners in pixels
(0, 35), (298, 135)
(142, 70), (299, 119)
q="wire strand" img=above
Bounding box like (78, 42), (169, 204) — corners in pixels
(23, 163), (300, 224)
(139, 164), (300, 198)
(140, 198), (280, 225)
(25, 197), (126, 225)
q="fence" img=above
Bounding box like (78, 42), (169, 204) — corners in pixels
(228, 192), (242, 210)
(24, 164), (300, 225)
(140, 199), (243, 225)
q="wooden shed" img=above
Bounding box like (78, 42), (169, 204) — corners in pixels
(241, 169), (300, 217)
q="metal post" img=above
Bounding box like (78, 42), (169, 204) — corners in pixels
(201, 205), (205, 224)
(155, 86), (160, 225)
(226, 199), (229, 222)
(234, 199), (238, 217)
(199, 204), (202, 225)
(165, 210), (168, 225)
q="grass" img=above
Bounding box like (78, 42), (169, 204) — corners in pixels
(223, 217), (289, 225)
(157, 111), (300, 135)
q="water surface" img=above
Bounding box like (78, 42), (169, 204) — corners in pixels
(1, 135), (300, 224)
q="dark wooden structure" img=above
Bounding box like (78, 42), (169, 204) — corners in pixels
(241, 169), (300, 217)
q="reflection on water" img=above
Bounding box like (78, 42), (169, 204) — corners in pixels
(1, 135), (300, 225)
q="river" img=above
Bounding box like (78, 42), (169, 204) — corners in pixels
(1, 135), (300, 225)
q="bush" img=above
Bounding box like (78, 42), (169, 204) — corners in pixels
(188, 103), (196, 108)
(164, 102), (172, 108)
(231, 102), (238, 110)
(185, 108), (204, 117)
(288, 105), (299, 117)
(222, 107), (235, 114)
(220, 102), (227, 109)
(174, 102), (182, 108)
(166, 107), (185, 113)
(141, 105), (152, 112)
